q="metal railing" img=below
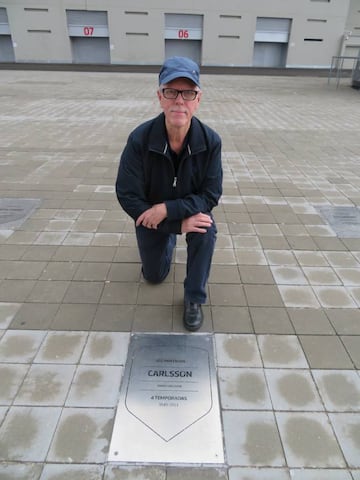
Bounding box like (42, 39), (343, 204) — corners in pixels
(328, 55), (360, 88)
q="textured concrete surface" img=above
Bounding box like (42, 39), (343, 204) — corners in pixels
(0, 69), (359, 479)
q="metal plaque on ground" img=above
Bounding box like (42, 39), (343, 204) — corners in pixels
(0, 198), (41, 229)
(316, 206), (360, 238)
(108, 333), (224, 464)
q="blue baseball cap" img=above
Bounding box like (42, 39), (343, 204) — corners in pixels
(159, 56), (200, 87)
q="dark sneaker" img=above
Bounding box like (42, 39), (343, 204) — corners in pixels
(183, 302), (203, 332)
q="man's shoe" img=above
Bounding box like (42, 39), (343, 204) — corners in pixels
(183, 302), (203, 332)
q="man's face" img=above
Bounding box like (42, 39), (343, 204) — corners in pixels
(157, 78), (202, 129)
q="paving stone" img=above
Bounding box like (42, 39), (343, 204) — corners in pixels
(66, 365), (123, 407)
(258, 335), (308, 368)
(167, 467), (228, 479)
(132, 305), (173, 332)
(250, 307), (294, 334)
(265, 369), (323, 411)
(51, 303), (97, 330)
(10, 302), (60, 329)
(104, 465), (166, 479)
(14, 364), (75, 407)
(0, 279), (36, 302)
(91, 304), (134, 331)
(289, 469), (352, 479)
(244, 285), (284, 307)
(40, 261), (78, 280)
(278, 285), (320, 308)
(0, 463), (43, 480)
(40, 464), (104, 480)
(223, 410), (285, 467)
(341, 336), (360, 368)
(215, 334), (262, 367)
(229, 468), (290, 480)
(288, 308), (335, 334)
(0, 406), (61, 461)
(47, 407), (114, 463)
(299, 335), (354, 369)
(211, 306), (253, 333)
(209, 284), (247, 306)
(63, 281), (104, 304)
(0, 330), (46, 363)
(80, 332), (129, 365)
(276, 412), (346, 468)
(312, 370), (360, 412)
(34, 331), (88, 364)
(0, 364), (29, 404)
(329, 413), (360, 468)
(0, 302), (21, 329)
(26, 280), (70, 303)
(219, 367), (272, 410)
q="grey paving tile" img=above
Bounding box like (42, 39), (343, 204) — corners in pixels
(229, 468), (290, 480)
(62, 281), (104, 304)
(10, 302), (60, 329)
(312, 370), (360, 412)
(104, 465), (166, 479)
(326, 309), (360, 335)
(0, 406), (8, 424)
(223, 410), (285, 467)
(26, 280), (70, 303)
(265, 369), (323, 411)
(0, 302), (21, 329)
(250, 307), (294, 334)
(219, 367), (272, 410)
(0, 463), (43, 480)
(341, 336), (360, 368)
(0, 364), (29, 404)
(244, 284), (284, 307)
(276, 412), (346, 468)
(258, 335), (308, 368)
(289, 469), (352, 479)
(40, 261), (78, 281)
(166, 467), (228, 479)
(65, 365), (123, 407)
(329, 413), (360, 468)
(299, 335), (354, 369)
(288, 308), (335, 335)
(47, 407), (114, 463)
(0, 406), (61, 461)
(0, 279), (36, 302)
(34, 331), (88, 364)
(133, 305), (173, 332)
(100, 282), (138, 304)
(14, 364), (75, 406)
(209, 284), (247, 306)
(91, 304), (134, 331)
(51, 303), (96, 330)
(80, 332), (129, 365)
(212, 306), (253, 333)
(40, 464), (104, 480)
(215, 334), (262, 367)
(0, 330), (46, 363)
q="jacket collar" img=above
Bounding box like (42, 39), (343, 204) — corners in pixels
(148, 113), (207, 156)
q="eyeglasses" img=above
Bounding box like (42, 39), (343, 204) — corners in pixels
(161, 88), (199, 101)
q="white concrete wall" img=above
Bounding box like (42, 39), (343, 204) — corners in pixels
(0, 0), (356, 67)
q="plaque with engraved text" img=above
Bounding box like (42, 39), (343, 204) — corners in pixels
(109, 334), (224, 464)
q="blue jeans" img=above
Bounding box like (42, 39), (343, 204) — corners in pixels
(135, 221), (217, 304)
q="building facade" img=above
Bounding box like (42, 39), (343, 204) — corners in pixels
(0, 0), (359, 68)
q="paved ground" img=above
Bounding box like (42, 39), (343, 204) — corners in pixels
(0, 69), (359, 479)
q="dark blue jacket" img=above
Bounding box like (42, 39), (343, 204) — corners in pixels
(116, 113), (222, 234)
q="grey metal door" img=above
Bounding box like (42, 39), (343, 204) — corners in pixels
(0, 35), (14, 62)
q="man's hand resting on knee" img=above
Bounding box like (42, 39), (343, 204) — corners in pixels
(181, 213), (213, 234)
